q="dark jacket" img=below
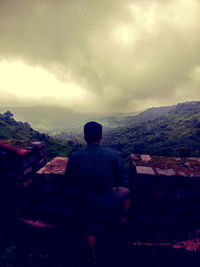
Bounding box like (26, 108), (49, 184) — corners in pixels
(65, 144), (127, 196)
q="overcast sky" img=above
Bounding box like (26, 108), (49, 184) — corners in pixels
(0, 0), (200, 113)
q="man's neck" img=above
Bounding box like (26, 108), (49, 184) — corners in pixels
(87, 142), (100, 145)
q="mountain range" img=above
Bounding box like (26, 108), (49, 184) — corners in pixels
(0, 103), (176, 135)
(1, 101), (200, 163)
(102, 101), (200, 163)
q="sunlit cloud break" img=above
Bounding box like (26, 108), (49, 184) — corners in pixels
(0, 60), (88, 102)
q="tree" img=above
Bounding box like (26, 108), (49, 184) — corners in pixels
(3, 111), (13, 119)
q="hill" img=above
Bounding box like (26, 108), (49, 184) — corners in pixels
(0, 112), (82, 160)
(0, 104), (175, 135)
(103, 101), (200, 162)
(1, 101), (200, 163)
(0, 106), (139, 133)
(120, 105), (176, 126)
(0, 106), (81, 133)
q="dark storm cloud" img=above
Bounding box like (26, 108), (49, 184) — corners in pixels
(0, 0), (200, 112)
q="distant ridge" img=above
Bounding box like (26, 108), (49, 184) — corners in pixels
(103, 101), (200, 158)
(121, 105), (176, 126)
(1, 101), (200, 134)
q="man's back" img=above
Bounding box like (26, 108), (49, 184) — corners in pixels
(65, 144), (127, 196)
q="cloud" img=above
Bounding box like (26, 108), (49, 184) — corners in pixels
(0, 0), (200, 113)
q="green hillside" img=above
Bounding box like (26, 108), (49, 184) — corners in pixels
(0, 112), (82, 160)
(120, 105), (176, 126)
(103, 101), (200, 161)
(1, 101), (200, 164)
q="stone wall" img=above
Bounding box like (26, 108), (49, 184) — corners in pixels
(130, 154), (200, 226)
(33, 153), (200, 227)
(0, 140), (46, 217)
(34, 157), (70, 223)
(1, 139), (200, 227)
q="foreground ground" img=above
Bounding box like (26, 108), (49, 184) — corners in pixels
(1, 216), (200, 267)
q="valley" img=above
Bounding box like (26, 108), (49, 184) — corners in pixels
(1, 101), (200, 165)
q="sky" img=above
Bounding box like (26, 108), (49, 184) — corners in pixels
(0, 0), (200, 114)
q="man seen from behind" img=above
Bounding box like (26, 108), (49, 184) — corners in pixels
(65, 121), (130, 264)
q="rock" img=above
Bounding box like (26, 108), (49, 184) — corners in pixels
(140, 154), (152, 163)
(156, 168), (176, 176)
(136, 166), (155, 175)
(37, 157), (68, 175)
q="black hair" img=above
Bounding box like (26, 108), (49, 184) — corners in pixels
(84, 121), (102, 144)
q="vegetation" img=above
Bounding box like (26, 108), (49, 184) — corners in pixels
(1, 246), (16, 267)
(1, 101), (200, 164)
(102, 101), (200, 164)
(119, 104), (176, 126)
(0, 112), (82, 161)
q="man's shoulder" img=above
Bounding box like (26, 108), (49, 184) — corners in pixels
(69, 146), (119, 161)
(70, 146), (118, 156)
(100, 146), (116, 153)
(70, 149), (85, 158)
(99, 146), (119, 158)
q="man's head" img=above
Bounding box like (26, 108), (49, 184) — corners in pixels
(84, 121), (102, 144)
